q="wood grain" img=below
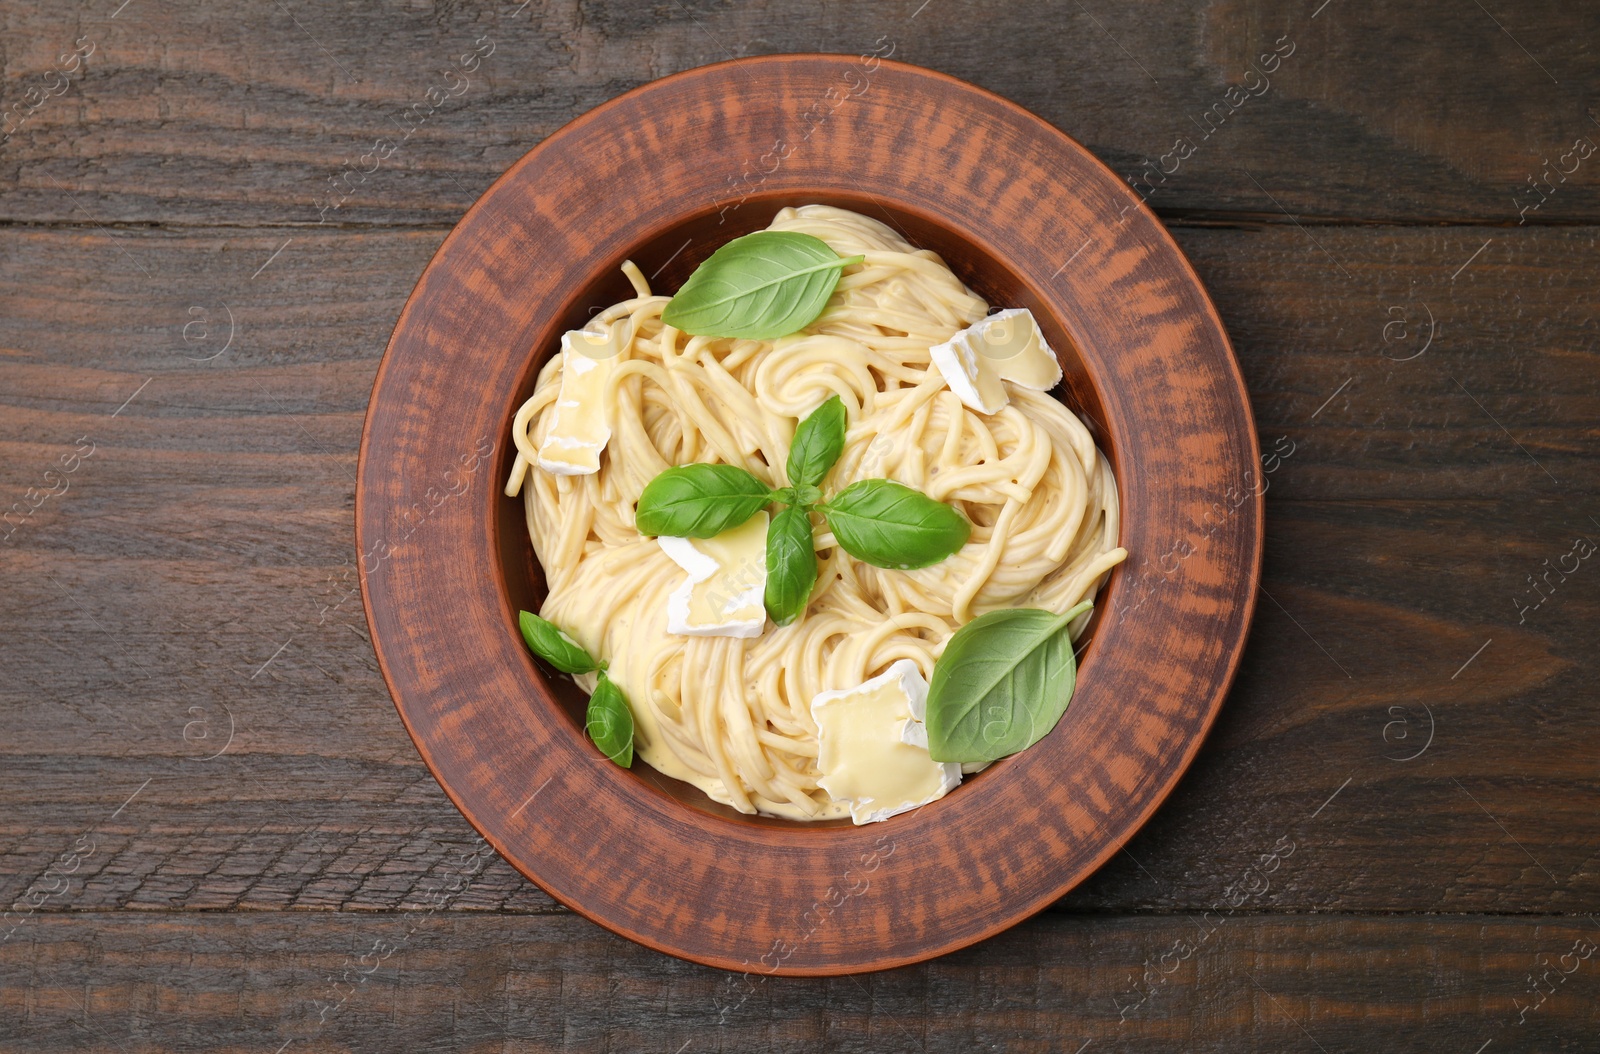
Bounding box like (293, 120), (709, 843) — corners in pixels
(4, 913), (1600, 1052)
(1, 2), (1597, 226)
(4, 222), (1595, 495)
(2, 222), (1596, 921)
(3, 0), (1599, 1036)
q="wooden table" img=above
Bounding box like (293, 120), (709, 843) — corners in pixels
(3, 2), (1597, 1050)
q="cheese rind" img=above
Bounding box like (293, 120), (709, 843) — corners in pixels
(658, 512), (769, 638)
(536, 327), (626, 476)
(929, 331), (1008, 414)
(928, 308), (1062, 414)
(810, 659), (962, 824)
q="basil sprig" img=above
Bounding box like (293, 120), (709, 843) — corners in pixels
(518, 610), (597, 674)
(764, 505), (818, 627)
(635, 464), (775, 539)
(924, 600), (1093, 764)
(820, 479), (972, 570)
(516, 610), (634, 768)
(634, 396), (971, 626)
(775, 484), (822, 508)
(584, 676), (634, 768)
(786, 393), (847, 488)
(661, 231), (864, 340)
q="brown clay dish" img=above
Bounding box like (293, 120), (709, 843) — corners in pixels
(358, 54), (1262, 975)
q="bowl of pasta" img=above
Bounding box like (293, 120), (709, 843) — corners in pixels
(358, 53), (1261, 975)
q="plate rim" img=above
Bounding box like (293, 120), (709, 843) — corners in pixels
(358, 52), (1262, 975)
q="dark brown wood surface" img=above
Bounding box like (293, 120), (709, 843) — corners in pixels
(2, 0), (1596, 1048)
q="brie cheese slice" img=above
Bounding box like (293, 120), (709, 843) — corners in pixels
(928, 308), (1062, 414)
(657, 512), (769, 638)
(536, 326), (626, 476)
(810, 659), (962, 825)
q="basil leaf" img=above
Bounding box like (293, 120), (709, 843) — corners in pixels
(787, 395), (847, 488)
(586, 673), (634, 768)
(763, 505), (818, 626)
(518, 610), (598, 674)
(924, 601), (1093, 764)
(774, 484), (822, 508)
(661, 231), (865, 340)
(635, 463), (774, 538)
(821, 479), (970, 569)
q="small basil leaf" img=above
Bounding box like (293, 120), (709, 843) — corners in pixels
(774, 484), (822, 508)
(787, 395), (847, 488)
(764, 505), (818, 626)
(661, 231), (865, 340)
(821, 479), (970, 569)
(635, 463), (774, 538)
(924, 601), (1092, 764)
(586, 673), (634, 768)
(518, 610), (599, 674)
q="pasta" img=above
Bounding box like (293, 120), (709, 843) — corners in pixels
(505, 205), (1125, 820)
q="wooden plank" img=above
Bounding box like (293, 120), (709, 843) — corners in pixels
(3, 481), (1596, 918)
(3, 223), (1594, 498)
(1198, 223), (1600, 502)
(3, 0), (1593, 1039)
(1, 1), (1597, 225)
(3, 912), (1599, 1051)
(1, 224), (1596, 918)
